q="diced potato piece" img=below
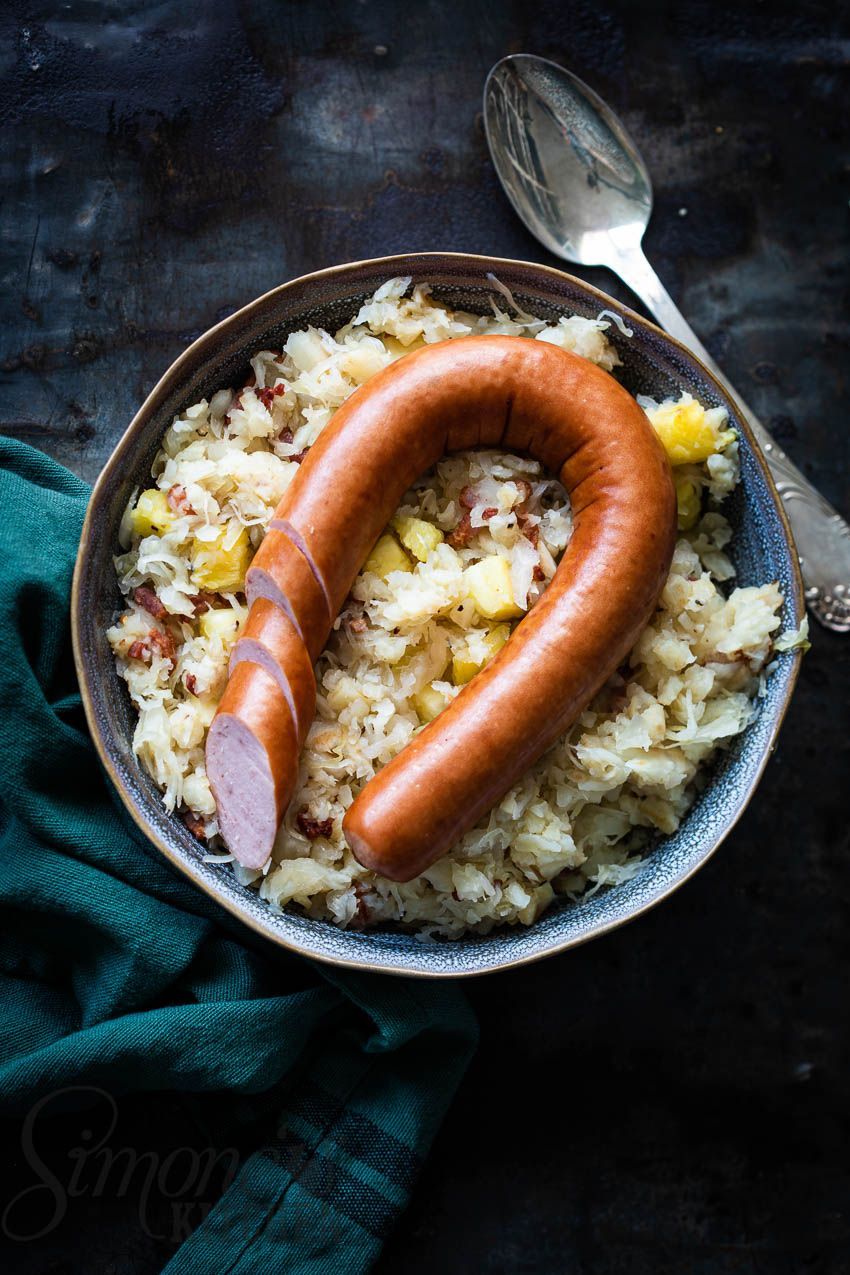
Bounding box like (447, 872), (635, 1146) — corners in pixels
(364, 533), (412, 578)
(130, 489), (174, 538)
(384, 335), (427, 356)
(451, 650), (479, 685)
(451, 624), (511, 685)
(391, 514), (444, 562)
(191, 526), (251, 592)
(199, 608), (241, 645)
(517, 882), (555, 925)
(675, 475), (701, 530)
(488, 622), (512, 652)
(464, 557), (523, 620)
(650, 398), (728, 465)
(413, 682), (449, 723)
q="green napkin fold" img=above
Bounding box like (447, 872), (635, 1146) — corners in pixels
(0, 438), (477, 1272)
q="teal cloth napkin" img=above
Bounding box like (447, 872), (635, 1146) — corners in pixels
(0, 438), (477, 1272)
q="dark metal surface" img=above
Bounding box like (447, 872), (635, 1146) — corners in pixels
(1, 1), (848, 1271)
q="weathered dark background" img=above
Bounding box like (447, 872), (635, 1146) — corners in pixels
(2, 0), (849, 1271)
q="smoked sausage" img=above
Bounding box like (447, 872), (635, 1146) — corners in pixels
(207, 335), (677, 879)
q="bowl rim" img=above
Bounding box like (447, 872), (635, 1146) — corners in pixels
(71, 251), (805, 977)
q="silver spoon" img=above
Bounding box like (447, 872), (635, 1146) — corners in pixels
(484, 53), (850, 632)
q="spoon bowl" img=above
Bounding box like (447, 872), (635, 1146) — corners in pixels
(484, 54), (652, 268)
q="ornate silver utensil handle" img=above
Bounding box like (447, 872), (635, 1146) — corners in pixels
(613, 246), (850, 632)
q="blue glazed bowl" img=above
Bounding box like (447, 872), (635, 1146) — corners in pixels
(72, 253), (804, 976)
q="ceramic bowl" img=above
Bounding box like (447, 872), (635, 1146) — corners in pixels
(72, 253), (804, 977)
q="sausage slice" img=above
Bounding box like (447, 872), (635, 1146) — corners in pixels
(245, 528), (330, 662)
(228, 598), (316, 745)
(205, 661), (299, 869)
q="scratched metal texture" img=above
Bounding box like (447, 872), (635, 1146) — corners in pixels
(0, 1), (849, 1273)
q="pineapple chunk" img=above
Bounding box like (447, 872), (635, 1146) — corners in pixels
(451, 623), (511, 685)
(199, 608), (241, 645)
(464, 557), (523, 620)
(649, 396), (734, 466)
(191, 526), (251, 592)
(130, 489), (174, 538)
(675, 475), (701, 530)
(413, 682), (449, 723)
(363, 533), (412, 579)
(391, 514), (444, 562)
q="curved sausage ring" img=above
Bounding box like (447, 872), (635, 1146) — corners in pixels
(206, 336), (677, 880)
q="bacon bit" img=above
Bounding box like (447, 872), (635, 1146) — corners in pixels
(279, 427), (294, 445)
(167, 483), (195, 515)
(481, 507), (498, 520)
(518, 515), (539, 547)
(257, 382), (287, 410)
(150, 629), (177, 665)
(349, 616), (368, 633)
(189, 590), (220, 615)
(447, 511), (474, 548)
(183, 811), (207, 840)
(296, 809), (334, 840)
(291, 451), (308, 464)
(459, 485), (479, 509)
(352, 882), (372, 926)
(127, 628), (176, 669)
(184, 673), (198, 695)
(514, 479), (532, 507)
(133, 585), (167, 620)
(532, 565), (545, 582)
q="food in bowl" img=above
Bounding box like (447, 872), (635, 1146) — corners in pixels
(210, 328), (679, 885)
(108, 278), (796, 937)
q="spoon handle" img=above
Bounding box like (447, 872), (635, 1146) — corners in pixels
(610, 247), (850, 632)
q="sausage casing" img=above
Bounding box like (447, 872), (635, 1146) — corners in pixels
(245, 528), (330, 663)
(229, 598), (316, 746)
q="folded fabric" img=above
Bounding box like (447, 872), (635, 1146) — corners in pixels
(0, 437), (477, 1272)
